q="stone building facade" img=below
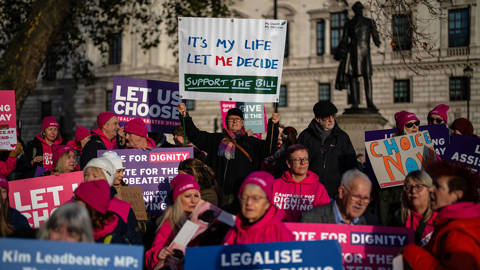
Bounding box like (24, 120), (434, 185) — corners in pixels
(20, 0), (479, 152)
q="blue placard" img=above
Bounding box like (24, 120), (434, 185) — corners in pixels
(0, 238), (144, 269)
(185, 240), (342, 270)
(445, 134), (480, 172)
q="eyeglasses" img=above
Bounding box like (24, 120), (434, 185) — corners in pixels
(289, 157), (309, 164)
(227, 118), (242, 123)
(404, 184), (426, 193)
(428, 117), (444, 124)
(240, 195), (266, 203)
(405, 121), (420, 128)
(343, 186), (370, 203)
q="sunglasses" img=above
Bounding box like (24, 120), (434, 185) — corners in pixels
(428, 117), (444, 124)
(405, 121), (420, 128)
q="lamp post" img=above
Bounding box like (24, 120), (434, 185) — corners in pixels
(463, 62), (473, 121)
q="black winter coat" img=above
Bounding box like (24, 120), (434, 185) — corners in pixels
(18, 137), (44, 179)
(297, 120), (356, 197)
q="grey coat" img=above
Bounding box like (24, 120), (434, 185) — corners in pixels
(300, 201), (378, 225)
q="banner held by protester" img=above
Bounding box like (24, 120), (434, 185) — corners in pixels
(445, 134), (480, 172)
(0, 90), (17, 151)
(8, 171), (84, 228)
(112, 77), (181, 134)
(178, 17), (287, 103)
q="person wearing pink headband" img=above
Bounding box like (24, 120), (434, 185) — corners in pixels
(0, 176), (29, 236)
(145, 174), (201, 270)
(124, 117), (156, 149)
(80, 112), (121, 168)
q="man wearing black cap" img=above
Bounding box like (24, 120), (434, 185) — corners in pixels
(177, 102), (280, 213)
(297, 101), (356, 197)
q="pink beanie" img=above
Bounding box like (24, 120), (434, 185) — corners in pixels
(74, 126), (91, 142)
(74, 180), (110, 214)
(124, 118), (148, 138)
(41, 116), (59, 131)
(238, 171), (274, 202)
(52, 145), (73, 165)
(394, 110), (420, 131)
(170, 174), (200, 202)
(0, 175), (8, 192)
(97, 112), (116, 129)
(428, 104), (450, 123)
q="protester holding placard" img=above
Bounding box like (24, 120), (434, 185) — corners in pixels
(301, 169), (378, 225)
(177, 102), (279, 213)
(178, 158), (218, 205)
(402, 161), (480, 269)
(297, 101), (357, 198)
(37, 202), (94, 242)
(145, 174), (201, 270)
(223, 171), (294, 244)
(0, 176), (29, 237)
(427, 104), (449, 125)
(450, 117), (475, 137)
(273, 144), (330, 222)
(19, 116), (62, 178)
(124, 117), (156, 149)
(66, 125), (91, 156)
(80, 112), (122, 168)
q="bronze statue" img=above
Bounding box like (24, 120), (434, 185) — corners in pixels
(335, 1), (381, 111)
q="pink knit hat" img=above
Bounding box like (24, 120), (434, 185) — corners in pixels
(0, 175), (8, 192)
(74, 180), (110, 214)
(41, 116), (59, 131)
(124, 118), (148, 138)
(74, 126), (91, 142)
(97, 112), (116, 129)
(394, 110), (420, 131)
(52, 145), (73, 165)
(428, 104), (450, 123)
(238, 171), (274, 202)
(170, 174), (200, 202)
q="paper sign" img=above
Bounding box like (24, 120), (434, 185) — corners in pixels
(0, 238), (144, 269)
(445, 134), (480, 172)
(286, 223), (413, 270)
(185, 240), (342, 270)
(365, 131), (436, 188)
(112, 77), (181, 134)
(99, 147), (194, 216)
(220, 101), (267, 133)
(169, 220), (200, 254)
(8, 171), (84, 228)
(0, 90), (17, 150)
(179, 17), (287, 103)
(114, 186), (148, 221)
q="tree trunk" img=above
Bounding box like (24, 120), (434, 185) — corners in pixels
(0, 0), (72, 112)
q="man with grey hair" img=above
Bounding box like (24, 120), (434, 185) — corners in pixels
(301, 169), (378, 225)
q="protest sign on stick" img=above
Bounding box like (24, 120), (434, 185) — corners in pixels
(445, 134), (480, 172)
(8, 171), (84, 228)
(365, 131), (436, 188)
(99, 147), (193, 216)
(112, 77), (181, 134)
(179, 17), (287, 103)
(0, 90), (17, 150)
(286, 223), (413, 270)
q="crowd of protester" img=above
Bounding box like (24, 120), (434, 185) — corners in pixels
(0, 101), (479, 270)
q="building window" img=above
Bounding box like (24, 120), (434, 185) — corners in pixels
(106, 91), (112, 111)
(392, 14), (412, 51)
(284, 25), (289, 57)
(41, 101), (52, 119)
(278, 85), (287, 107)
(316, 20), (325, 56)
(108, 33), (122, 65)
(318, 83), (331, 101)
(44, 55), (57, 81)
(449, 8), (470, 47)
(185, 99), (195, 111)
(449, 77), (469, 101)
(394, 80), (410, 103)
(330, 11), (348, 54)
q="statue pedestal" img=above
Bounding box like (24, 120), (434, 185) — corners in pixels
(336, 111), (389, 153)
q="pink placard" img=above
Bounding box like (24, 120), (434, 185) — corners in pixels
(0, 90), (16, 150)
(8, 171), (84, 228)
(286, 223), (414, 269)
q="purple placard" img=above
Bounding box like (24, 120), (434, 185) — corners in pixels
(365, 128), (397, 142)
(99, 147), (194, 216)
(445, 134), (480, 172)
(419, 124), (450, 159)
(111, 77), (181, 134)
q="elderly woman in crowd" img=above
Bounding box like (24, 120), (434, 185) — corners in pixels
(402, 161), (480, 269)
(223, 171), (294, 244)
(273, 144), (330, 222)
(37, 202), (93, 242)
(145, 174), (201, 270)
(51, 145), (79, 174)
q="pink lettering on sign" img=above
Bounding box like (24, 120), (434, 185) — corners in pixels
(149, 152), (190, 163)
(8, 171), (84, 228)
